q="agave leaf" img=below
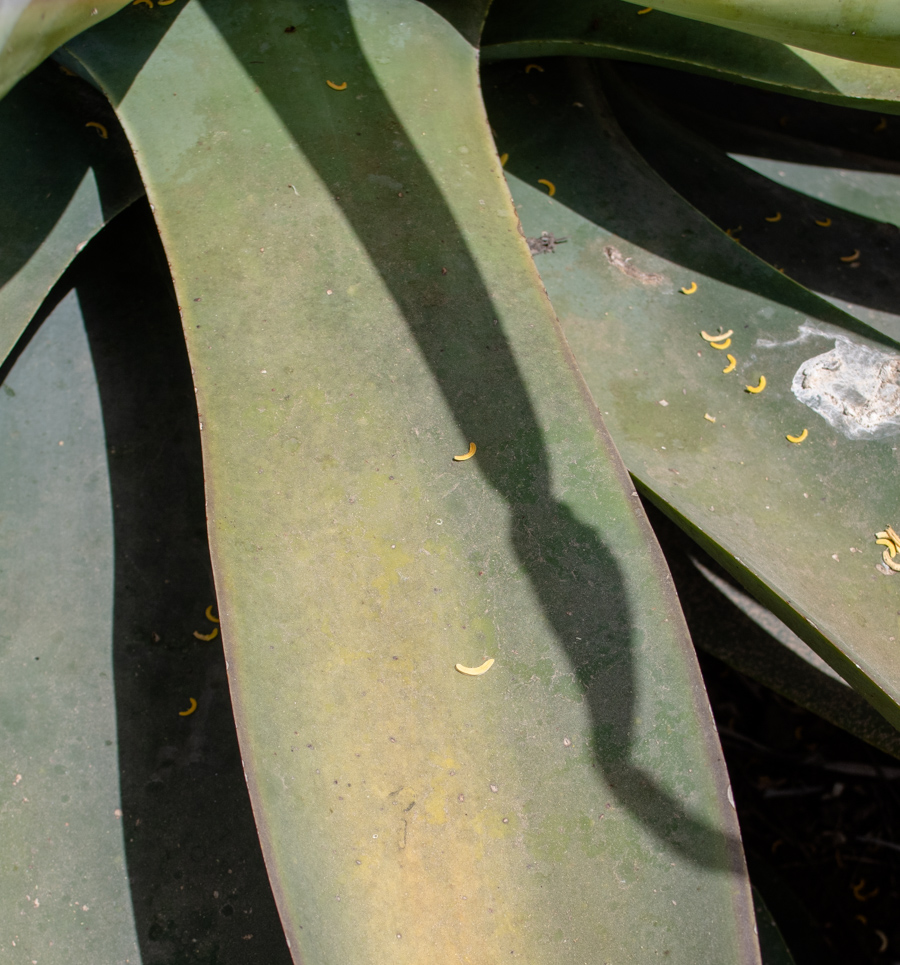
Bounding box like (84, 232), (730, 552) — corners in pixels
(483, 58), (900, 728)
(0, 289), (140, 963)
(752, 887), (797, 965)
(649, 509), (900, 759)
(601, 67), (900, 347)
(618, 0), (900, 70)
(0, 59), (143, 369)
(62, 1), (759, 962)
(71, 199), (295, 963)
(481, 0), (900, 114)
(0, 0), (128, 102)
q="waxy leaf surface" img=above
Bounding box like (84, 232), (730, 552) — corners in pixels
(484, 58), (900, 728)
(63, 2), (759, 962)
(482, 0), (900, 115)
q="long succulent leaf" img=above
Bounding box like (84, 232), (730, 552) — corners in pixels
(752, 887), (798, 965)
(62, 1), (759, 962)
(603, 67), (900, 351)
(483, 57), (900, 728)
(0, 289), (140, 963)
(481, 0), (900, 115)
(0, 60), (143, 368)
(617, 0), (900, 70)
(0, 0), (128, 102)
(652, 514), (900, 759)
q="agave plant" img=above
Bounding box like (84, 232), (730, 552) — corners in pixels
(2, 0), (899, 962)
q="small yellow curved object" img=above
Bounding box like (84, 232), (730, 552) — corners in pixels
(722, 354), (736, 374)
(876, 538), (897, 557)
(876, 527), (900, 555)
(85, 122), (108, 139)
(538, 179), (556, 197)
(453, 442), (477, 461)
(132, 0), (152, 7)
(193, 627), (219, 641)
(884, 549), (900, 572)
(499, 153), (509, 167)
(765, 212), (782, 222)
(681, 281), (698, 295)
(815, 218), (832, 227)
(701, 329), (732, 342)
(786, 428), (808, 444)
(704, 413), (716, 423)
(326, 80), (348, 91)
(456, 658), (495, 676)
(875, 117), (888, 132)
(205, 605), (219, 623)
(637, 6), (653, 12)
(525, 64), (544, 73)
(725, 227), (742, 238)
(709, 338), (731, 350)
(179, 698), (197, 717)
(746, 376), (766, 394)
(158, 0), (176, 4)
(840, 249), (860, 262)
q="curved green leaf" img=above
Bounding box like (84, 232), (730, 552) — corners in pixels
(63, 1), (759, 962)
(483, 57), (900, 729)
(0, 0), (128, 102)
(0, 59), (143, 368)
(599, 66), (900, 346)
(654, 518), (900, 759)
(481, 0), (900, 115)
(618, 0), (900, 70)
(0, 289), (140, 964)
(752, 887), (797, 965)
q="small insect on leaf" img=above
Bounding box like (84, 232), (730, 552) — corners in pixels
(326, 80), (348, 91)
(681, 281), (698, 295)
(709, 338), (731, 350)
(722, 354), (737, 374)
(701, 329), (733, 342)
(453, 442), (477, 461)
(725, 227), (742, 238)
(746, 376), (766, 394)
(786, 429), (808, 444)
(815, 218), (832, 227)
(765, 212), (782, 222)
(205, 605), (219, 623)
(85, 122), (108, 139)
(884, 550), (900, 572)
(178, 698), (198, 717)
(499, 153), (509, 167)
(875, 526), (900, 557)
(456, 658), (495, 676)
(704, 413), (716, 423)
(525, 64), (544, 73)
(840, 249), (860, 262)
(538, 179), (556, 197)
(193, 628), (219, 641)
